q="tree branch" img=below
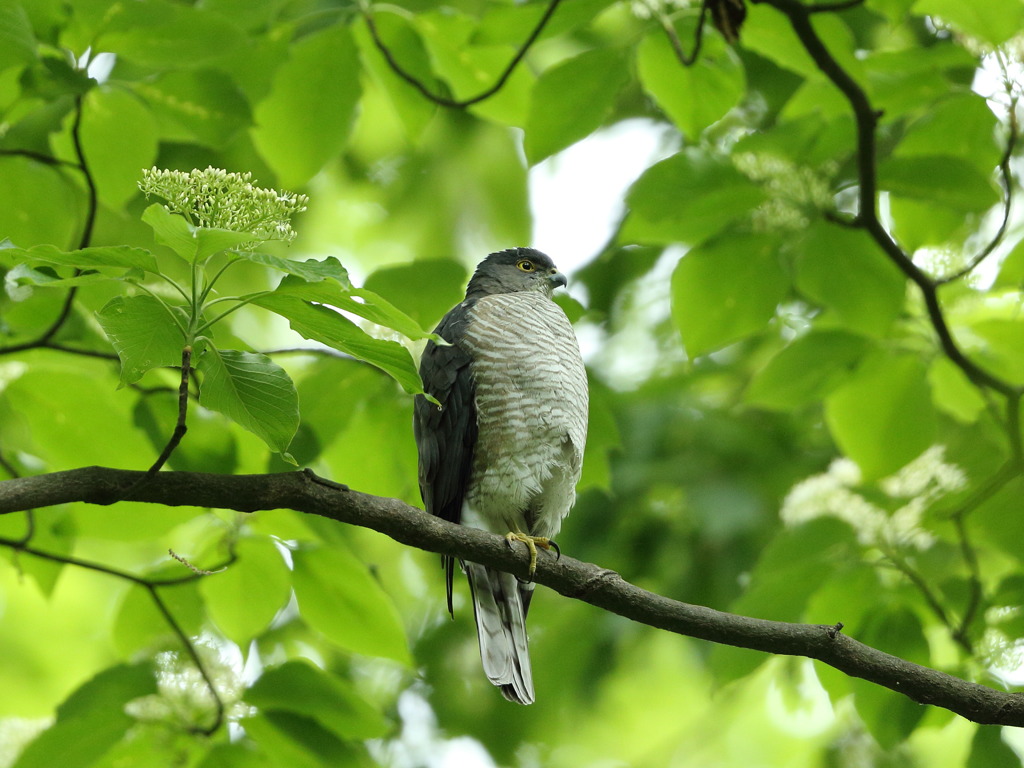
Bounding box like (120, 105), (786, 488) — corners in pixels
(362, 0), (563, 108)
(2, 466), (1024, 726)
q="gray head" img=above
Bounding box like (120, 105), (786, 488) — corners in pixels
(465, 248), (567, 301)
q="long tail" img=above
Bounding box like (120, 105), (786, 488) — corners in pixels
(465, 563), (535, 705)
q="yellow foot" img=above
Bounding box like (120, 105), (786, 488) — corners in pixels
(504, 532), (559, 577)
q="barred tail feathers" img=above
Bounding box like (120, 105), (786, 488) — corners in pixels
(465, 562), (535, 705)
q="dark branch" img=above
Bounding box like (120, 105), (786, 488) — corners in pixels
(363, 0), (563, 108)
(3, 466), (1024, 727)
(141, 346), (193, 476)
(759, 0), (1018, 399)
(660, 1), (709, 67)
(936, 103), (1018, 285)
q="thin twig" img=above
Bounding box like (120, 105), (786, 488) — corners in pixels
(0, 96), (99, 356)
(363, 0), (564, 108)
(951, 514), (983, 649)
(758, 0), (1019, 399)
(146, 347), (193, 476)
(144, 584), (225, 734)
(659, 0), (709, 67)
(936, 103), (1019, 285)
(0, 148), (82, 168)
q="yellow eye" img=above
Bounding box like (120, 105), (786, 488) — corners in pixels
(516, 259), (536, 272)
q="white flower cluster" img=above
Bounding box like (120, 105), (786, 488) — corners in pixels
(732, 152), (836, 231)
(781, 446), (967, 551)
(138, 166), (309, 244)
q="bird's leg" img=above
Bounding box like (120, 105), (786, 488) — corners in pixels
(504, 530), (556, 577)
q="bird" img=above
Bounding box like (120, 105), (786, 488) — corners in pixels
(413, 247), (588, 705)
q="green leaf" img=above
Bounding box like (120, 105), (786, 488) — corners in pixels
(1, 243), (159, 273)
(364, 260), (468, 329)
(637, 24), (745, 139)
(198, 347), (299, 455)
(235, 253), (354, 287)
(12, 662), (156, 768)
(912, 0), (1024, 46)
(271, 269), (434, 341)
(95, 296), (186, 386)
(792, 223), (906, 336)
(240, 712), (368, 768)
(524, 48), (630, 164)
(624, 150), (765, 247)
(0, 157), (78, 247)
(895, 93), (1001, 175)
(251, 294), (424, 394)
(199, 536), (291, 645)
(670, 233), (788, 356)
(0, 0), (37, 73)
(928, 356), (987, 423)
(5, 264), (133, 296)
(745, 330), (871, 410)
(847, 608), (929, 748)
(253, 24), (361, 187)
(291, 544), (411, 663)
(824, 352), (937, 480)
(132, 69), (251, 148)
(247, 660), (389, 740)
(142, 204), (254, 263)
(79, 86), (159, 210)
(879, 155), (1000, 212)
(97, 0), (244, 68)
(967, 726), (1021, 768)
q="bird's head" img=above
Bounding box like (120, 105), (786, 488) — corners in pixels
(465, 248), (567, 300)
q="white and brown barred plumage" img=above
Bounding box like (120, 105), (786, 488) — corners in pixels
(413, 248), (588, 704)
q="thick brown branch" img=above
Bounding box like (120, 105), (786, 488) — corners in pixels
(2, 466), (1024, 726)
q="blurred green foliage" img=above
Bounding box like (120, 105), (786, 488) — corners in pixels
(1, 0), (1024, 766)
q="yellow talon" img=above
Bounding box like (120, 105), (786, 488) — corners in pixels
(505, 532), (555, 577)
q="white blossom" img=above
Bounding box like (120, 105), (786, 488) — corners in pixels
(138, 166), (309, 246)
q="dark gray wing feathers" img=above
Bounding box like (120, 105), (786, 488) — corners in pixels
(413, 302), (477, 615)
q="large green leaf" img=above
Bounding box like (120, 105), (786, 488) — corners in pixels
(291, 544), (411, 664)
(96, 295), (186, 386)
(364, 259), (467, 328)
(879, 155), (1000, 212)
(96, 0), (244, 68)
(524, 47), (630, 164)
(252, 24), (362, 187)
(824, 352), (937, 480)
(240, 712), (367, 768)
(745, 330), (871, 410)
(913, 0), (1024, 46)
(197, 347), (299, 455)
(272, 271), (434, 342)
(142, 204), (255, 263)
(247, 660), (389, 740)
(637, 24), (745, 140)
(0, 157), (78, 247)
(132, 69), (252, 148)
(1, 243), (159, 273)
(78, 86), (159, 210)
(0, 0), (36, 73)
(199, 536), (291, 646)
(251, 294), (424, 394)
(624, 151), (766, 247)
(12, 663), (156, 768)
(792, 222), (905, 336)
(671, 233), (788, 356)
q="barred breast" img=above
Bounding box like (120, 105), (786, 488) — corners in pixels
(461, 292), (588, 538)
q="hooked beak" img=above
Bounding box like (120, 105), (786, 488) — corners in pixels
(548, 270), (567, 289)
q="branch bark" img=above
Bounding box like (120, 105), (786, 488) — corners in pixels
(2, 466), (1023, 726)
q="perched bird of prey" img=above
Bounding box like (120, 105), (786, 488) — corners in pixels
(414, 248), (588, 705)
